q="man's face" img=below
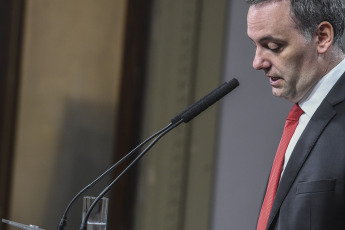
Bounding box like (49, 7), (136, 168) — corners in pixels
(247, 1), (322, 103)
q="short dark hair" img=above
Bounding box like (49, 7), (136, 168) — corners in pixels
(246, 0), (345, 50)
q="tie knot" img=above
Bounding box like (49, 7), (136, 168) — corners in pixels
(287, 103), (304, 121)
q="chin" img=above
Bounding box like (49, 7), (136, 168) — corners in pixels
(272, 87), (290, 98)
(272, 89), (284, 98)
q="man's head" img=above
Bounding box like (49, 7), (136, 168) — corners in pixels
(247, 0), (345, 103)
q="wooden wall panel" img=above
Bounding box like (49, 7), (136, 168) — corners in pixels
(0, 1), (24, 229)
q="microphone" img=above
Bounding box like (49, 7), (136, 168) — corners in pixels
(57, 78), (239, 230)
(171, 78), (239, 123)
(80, 78), (239, 229)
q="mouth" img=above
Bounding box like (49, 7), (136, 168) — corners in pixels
(270, 76), (281, 81)
(268, 76), (283, 87)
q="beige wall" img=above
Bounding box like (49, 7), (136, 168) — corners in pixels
(7, 1), (231, 229)
(9, 0), (127, 229)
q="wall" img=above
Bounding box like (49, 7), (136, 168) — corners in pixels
(9, 0), (127, 229)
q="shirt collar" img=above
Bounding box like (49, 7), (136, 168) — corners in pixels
(299, 58), (345, 118)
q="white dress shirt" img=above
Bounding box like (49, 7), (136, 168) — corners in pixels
(281, 58), (345, 175)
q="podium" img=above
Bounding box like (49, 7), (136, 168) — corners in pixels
(2, 219), (45, 230)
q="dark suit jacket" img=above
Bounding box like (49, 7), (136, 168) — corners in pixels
(265, 72), (345, 230)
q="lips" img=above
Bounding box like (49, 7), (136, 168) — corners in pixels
(269, 76), (282, 87)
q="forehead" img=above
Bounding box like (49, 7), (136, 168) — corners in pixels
(247, 1), (298, 42)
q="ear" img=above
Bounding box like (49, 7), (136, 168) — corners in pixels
(315, 21), (334, 54)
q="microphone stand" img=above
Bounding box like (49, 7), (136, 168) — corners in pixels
(57, 122), (176, 230)
(57, 78), (239, 230)
(79, 120), (183, 230)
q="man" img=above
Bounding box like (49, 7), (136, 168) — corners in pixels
(246, 0), (345, 229)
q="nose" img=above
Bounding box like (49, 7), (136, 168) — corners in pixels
(252, 48), (271, 70)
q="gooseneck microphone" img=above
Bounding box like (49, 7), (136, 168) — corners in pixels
(171, 78), (239, 123)
(57, 78), (239, 230)
(80, 120), (183, 230)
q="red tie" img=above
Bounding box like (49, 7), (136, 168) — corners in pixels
(257, 104), (304, 230)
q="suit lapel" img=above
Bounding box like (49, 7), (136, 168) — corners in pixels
(266, 72), (345, 229)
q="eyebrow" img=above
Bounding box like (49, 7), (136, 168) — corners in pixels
(247, 35), (287, 49)
(259, 35), (285, 44)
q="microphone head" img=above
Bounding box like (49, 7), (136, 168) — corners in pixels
(171, 78), (239, 124)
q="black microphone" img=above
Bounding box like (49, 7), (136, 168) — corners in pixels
(58, 78), (239, 230)
(80, 78), (239, 229)
(171, 78), (239, 123)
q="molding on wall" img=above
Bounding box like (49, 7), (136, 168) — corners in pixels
(0, 0), (24, 226)
(134, 0), (228, 229)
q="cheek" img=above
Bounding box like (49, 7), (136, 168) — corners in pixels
(288, 54), (319, 94)
(274, 58), (300, 79)
(291, 43), (318, 72)
(282, 49), (313, 79)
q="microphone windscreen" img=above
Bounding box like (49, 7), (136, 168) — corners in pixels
(171, 78), (239, 124)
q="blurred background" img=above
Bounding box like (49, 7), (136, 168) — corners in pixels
(0, 0), (290, 230)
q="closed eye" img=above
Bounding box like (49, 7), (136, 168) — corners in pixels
(265, 42), (284, 53)
(269, 46), (282, 53)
